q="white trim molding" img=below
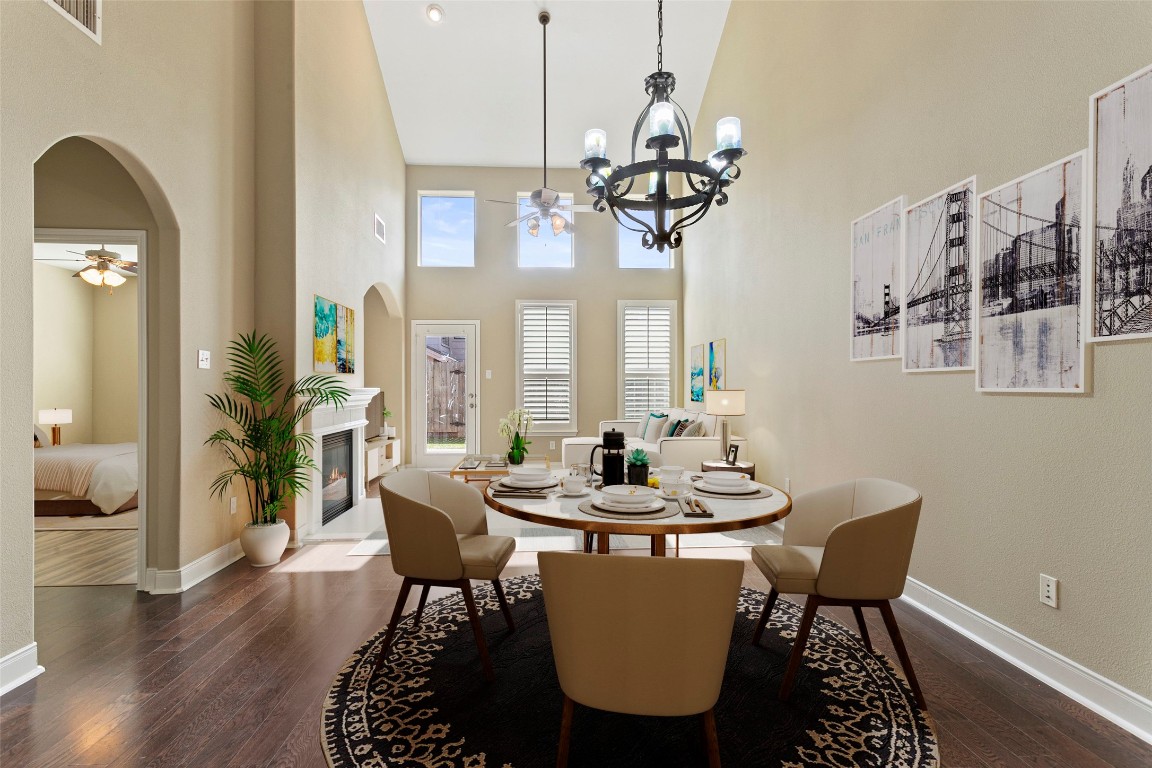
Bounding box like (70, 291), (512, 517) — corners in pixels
(902, 577), (1152, 745)
(1, 643), (45, 696)
(145, 539), (244, 595)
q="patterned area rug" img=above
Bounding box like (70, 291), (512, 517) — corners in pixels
(322, 574), (938, 767)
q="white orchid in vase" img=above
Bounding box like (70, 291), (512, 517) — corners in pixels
(499, 408), (533, 464)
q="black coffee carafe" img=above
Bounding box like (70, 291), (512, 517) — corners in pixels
(589, 429), (626, 487)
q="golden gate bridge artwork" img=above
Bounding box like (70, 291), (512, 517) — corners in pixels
(977, 154), (1084, 392)
(1091, 63), (1152, 341)
(902, 178), (975, 371)
(851, 197), (903, 361)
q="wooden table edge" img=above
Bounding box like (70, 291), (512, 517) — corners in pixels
(483, 488), (792, 536)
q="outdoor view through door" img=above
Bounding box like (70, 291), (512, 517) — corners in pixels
(412, 321), (478, 467)
(425, 335), (468, 452)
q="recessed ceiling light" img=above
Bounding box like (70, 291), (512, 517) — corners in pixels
(426, 4), (444, 23)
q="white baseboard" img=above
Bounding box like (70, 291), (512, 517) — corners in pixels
(902, 577), (1152, 745)
(145, 539), (244, 595)
(0, 643), (45, 696)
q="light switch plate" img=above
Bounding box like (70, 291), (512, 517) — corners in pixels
(198, 350), (211, 369)
(486, 370), (493, 379)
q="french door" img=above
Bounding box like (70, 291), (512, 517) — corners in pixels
(411, 321), (479, 467)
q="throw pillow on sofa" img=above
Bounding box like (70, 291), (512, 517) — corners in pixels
(672, 419), (695, 437)
(665, 418), (688, 437)
(681, 420), (706, 437)
(642, 414), (669, 443)
(637, 411), (667, 439)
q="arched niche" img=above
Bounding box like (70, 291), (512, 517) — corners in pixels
(363, 282), (405, 442)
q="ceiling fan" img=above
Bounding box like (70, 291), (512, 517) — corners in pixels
(486, 10), (594, 237)
(35, 245), (138, 292)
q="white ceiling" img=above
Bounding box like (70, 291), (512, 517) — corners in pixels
(364, 0), (731, 168)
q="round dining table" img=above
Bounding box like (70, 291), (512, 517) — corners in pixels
(483, 473), (792, 556)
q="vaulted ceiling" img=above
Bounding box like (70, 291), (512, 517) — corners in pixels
(364, 0), (731, 168)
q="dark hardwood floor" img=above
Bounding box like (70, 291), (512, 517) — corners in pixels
(2, 544), (1149, 767)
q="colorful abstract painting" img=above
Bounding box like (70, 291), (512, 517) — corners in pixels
(690, 344), (704, 402)
(708, 338), (726, 391)
(314, 295), (355, 374)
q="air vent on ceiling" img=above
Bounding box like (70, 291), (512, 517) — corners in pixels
(45, 0), (101, 43)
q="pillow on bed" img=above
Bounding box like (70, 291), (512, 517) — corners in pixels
(34, 425), (49, 447)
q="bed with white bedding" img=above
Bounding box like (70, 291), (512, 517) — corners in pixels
(34, 442), (139, 516)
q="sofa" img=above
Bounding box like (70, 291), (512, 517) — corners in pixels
(561, 407), (746, 470)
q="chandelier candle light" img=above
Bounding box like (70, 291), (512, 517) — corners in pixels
(580, 0), (747, 252)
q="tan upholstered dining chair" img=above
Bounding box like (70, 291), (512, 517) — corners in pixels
(538, 552), (744, 768)
(749, 478), (926, 708)
(372, 469), (516, 682)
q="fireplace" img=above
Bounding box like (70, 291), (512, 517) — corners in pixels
(321, 430), (355, 525)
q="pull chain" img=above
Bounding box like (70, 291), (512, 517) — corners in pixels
(657, 0), (663, 72)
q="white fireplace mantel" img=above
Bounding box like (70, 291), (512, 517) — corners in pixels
(298, 387), (379, 542)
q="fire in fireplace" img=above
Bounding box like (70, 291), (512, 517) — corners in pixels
(321, 430), (355, 524)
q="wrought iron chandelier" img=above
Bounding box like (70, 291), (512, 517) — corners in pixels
(579, 0), (747, 252)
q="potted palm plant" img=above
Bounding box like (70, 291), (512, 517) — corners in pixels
(206, 332), (349, 566)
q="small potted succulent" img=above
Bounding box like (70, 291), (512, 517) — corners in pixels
(626, 448), (650, 486)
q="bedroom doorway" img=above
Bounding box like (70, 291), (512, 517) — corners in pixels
(32, 227), (147, 590)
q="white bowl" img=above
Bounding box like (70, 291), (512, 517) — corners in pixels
(508, 465), (550, 479)
(701, 472), (749, 486)
(600, 485), (657, 504)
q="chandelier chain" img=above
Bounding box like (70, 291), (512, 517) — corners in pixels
(657, 0), (663, 72)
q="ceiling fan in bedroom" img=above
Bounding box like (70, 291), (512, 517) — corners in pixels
(35, 245), (138, 293)
(485, 10), (594, 237)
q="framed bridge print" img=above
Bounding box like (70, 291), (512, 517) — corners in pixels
(851, 196), (904, 361)
(976, 152), (1086, 393)
(1088, 62), (1152, 342)
(902, 177), (977, 372)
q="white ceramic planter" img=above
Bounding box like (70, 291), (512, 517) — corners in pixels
(240, 520), (290, 567)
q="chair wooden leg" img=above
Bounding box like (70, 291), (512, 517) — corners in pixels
(701, 708), (721, 768)
(752, 587), (779, 646)
(779, 596), (820, 701)
(879, 600), (927, 710)
(373, 577), (413, 676)
(413, 584), (431, 626)
(596, 532), (610, 554)
(650, 535), (666, 556)
(460, 580), (495, 682)
(852, 605), (873, 652)
(556, 693), (574, 768)
(492, 579), (515, 632)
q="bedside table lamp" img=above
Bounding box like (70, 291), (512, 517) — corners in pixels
(38, 408), (73, 446)
(704, 390), (744, 464)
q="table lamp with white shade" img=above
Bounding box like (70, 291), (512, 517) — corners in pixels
(38, 408), (72, 446)
(704, 389), (745, 464)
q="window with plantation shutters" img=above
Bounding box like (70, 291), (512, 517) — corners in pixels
(517, 301), (577, 433)
(619, 301), (677, 420)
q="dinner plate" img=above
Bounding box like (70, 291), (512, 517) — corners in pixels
(693, 479), (759, 495)
(592, 497), (667, 514)
(557, 489), (591, 498)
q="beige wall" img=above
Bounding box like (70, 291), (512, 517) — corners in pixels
(1, 0), (256, 659)
(32, 263), (138, 445)
(405, 166), (682, 462)
(32, 264), (95, 444)
(290, 0), (407, 533)
(689, 1), (1152, 697)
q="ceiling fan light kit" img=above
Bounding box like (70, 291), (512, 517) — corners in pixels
(580, 0), (747, 253)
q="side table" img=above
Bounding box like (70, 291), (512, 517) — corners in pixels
(700, 459), (756, 481)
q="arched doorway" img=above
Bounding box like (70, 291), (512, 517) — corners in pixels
(363, 281), (405, 466)
(31, 136), (179, 593)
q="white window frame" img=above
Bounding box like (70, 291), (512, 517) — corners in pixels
(516, 300), (578, 435)
(618, 300), (678, 420)
(417, 190), (476, 267)
(617, 197), (675, 269)
(516, 191), (575, 268)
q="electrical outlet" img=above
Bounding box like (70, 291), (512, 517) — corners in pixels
(229, 496), (237, 515)
(784, 477), (791, 493)
(1039, 574), (1058, 608)
(198, 349), (211, 369)
(549, 441), (556, 450)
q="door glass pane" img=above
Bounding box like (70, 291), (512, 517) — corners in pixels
(424, 335), (467, 453)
